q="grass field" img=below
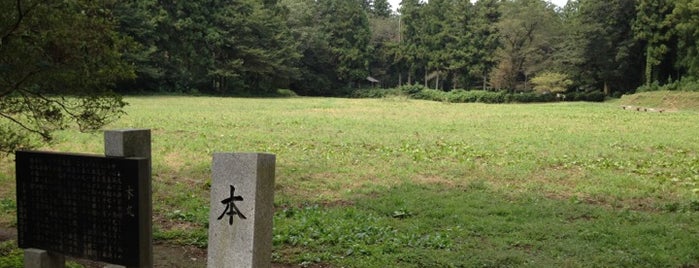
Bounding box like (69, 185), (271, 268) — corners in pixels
(1, 94), (698, 267)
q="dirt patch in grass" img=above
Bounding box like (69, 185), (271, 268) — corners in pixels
(154, 215), (199, 233)
(0, 226), (206, 267)
(163, 151), (187, 172)
(0, 228), (16, 241)
(412, 175), (458, 187)
(152, 243), (207, 268)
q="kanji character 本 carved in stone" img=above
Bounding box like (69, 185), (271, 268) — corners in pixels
(217, 185), (246, 225)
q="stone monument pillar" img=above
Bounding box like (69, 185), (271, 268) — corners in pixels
(207, 153), (276, 268)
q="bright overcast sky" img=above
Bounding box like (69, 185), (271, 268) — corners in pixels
(387, 0), (570, 11)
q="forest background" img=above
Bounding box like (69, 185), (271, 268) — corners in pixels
(4, 0), (699, 97)
(106, 0), (699, 97)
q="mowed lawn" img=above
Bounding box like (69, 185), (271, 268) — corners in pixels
(1, 96), (698, 267)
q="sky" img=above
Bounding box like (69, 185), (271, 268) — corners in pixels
(387, 0), (570, 11)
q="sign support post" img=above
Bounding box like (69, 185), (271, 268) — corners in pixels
(104, 129), (152, 268)
(24, 248), (65, 268)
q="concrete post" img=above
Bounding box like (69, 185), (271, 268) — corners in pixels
(207, 153), (275, 268)
(104, 129), (151, 161)
(104, 129), (152, 268)
(24, 249), (65, 268)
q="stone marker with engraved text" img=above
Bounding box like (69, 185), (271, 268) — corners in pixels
(207, 153), (275, 268)
(15, 151), (150, 267)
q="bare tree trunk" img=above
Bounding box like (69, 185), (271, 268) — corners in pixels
(524, 73), (528, 91)
(453, 74), (458, 90)
(435, 73), (439, 90)
(424, 72), (428, 88)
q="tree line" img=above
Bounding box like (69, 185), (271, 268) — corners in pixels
(5, 0), (699, 97)
(114, 0), (699, 96)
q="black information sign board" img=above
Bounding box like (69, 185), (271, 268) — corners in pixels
(15, 150), (148, 267)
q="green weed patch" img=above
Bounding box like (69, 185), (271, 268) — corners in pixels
(0, 241), (22, 268)
(274, 183), (699, 267)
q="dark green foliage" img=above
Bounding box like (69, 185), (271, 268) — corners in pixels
(112, 0), (300, 94)
(0, 0), (132, 153)
(491, 0), (561, 92)
(560, 91), (606, 102)
(350, 88), (403, 98)
(398, 84), (428, 96)
(567, 0), (644, 94)
(410, 88), (447, 102)
(396, 0), (427, 86)
(281, 0), (371, 96)
(633, 0), (677, 85)
(8, 0), (699, 99)
(317, 0), (371, 87)
(281, 0), (333, 95)
(111, 0), (165, 91)
(470, 0), (501, 90)
(446, 90), (507, 104)
(672, 0), (699, 77)
(208, 1), (300, 94)
(371, 0), (392, 17)
(350, 84), (428, 99)
(275, 89), (299, 98)
(367, 14), (400, 88)
(505, 92), (556, 103)
(421, 0), (452, 89)
(395, 0), (502, 90)
(351, 85), (606, 104)
(444, 0), (476, 90)
(637, 77), (699, 92)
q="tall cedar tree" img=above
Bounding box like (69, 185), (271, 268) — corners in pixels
(471, 0), (501, 90)
(633, 0), (677, 85)
(422, 0), (451, 89)
(113, 0), (166, 91)
(398, 0), (427, 85)
(446, 0), (476, 90)
(368, 13), (400, 87)
(671, 0), (699, 78)
(573, 0), (643, 94)
(281, 0), (335, 95)
(372, 0), (393, 17)
(317, 0), (371, 90)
